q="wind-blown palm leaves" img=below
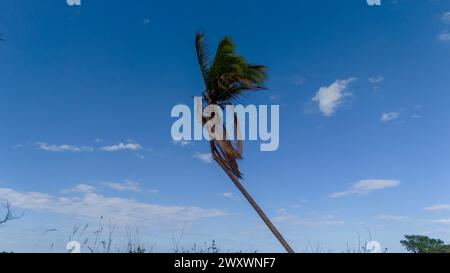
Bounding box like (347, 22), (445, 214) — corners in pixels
(195, 33), (294, 253)
(195, 33), (267, 182)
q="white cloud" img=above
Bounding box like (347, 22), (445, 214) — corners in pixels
(377, 214), (450, 226)
(274, 209), (344, 226)
(331, 179), (400, 198)
(434, 219), (450, 225)
(100, 180), (143, 193)
(173, 140), (193, 147)
(381, 112), (400, 122)
(66, 0), (81, 6)
(221, 192), (235, 199)
(369, 76), (384, 84)
(62, 184), (96, 194)
(312, 78), (356, 117)
(0, 186), (225, 225)
(377, 214), (411, 222)
(36, 141), (144, 153)
(438, 32), (450, 41)
(99, 142), (142, 152)
(194, 152), (213, 164)
(442, 12), (450, 24)
(425, 204), (450, 211)
(37, 142), (93, 153)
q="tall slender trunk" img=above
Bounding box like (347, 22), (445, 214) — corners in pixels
(227, 174), (295, 253)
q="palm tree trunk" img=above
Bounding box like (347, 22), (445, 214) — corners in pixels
(227, 174), (295, 253)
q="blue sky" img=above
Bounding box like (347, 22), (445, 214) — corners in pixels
(1, 0), (450, 253)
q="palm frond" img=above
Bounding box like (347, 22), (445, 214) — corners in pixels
(195, 33), (210, 86)
(205, 37), (267, 105)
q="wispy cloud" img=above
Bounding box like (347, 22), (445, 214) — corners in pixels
(36, 140), (144, 153)
(62, 184), (96, 194)
(100, 179), (143, 193)
(434, 219), (450, 225)
(442, 12), (450, 24)
(99, 142), (142, 152)
(369, 76), (384, 91)
(221, 192), (235, 199)
(0, 186), (225, 225)
(425, 204), (450, 211)
(274, 209), (344, 226)
(438, 32), (450, 41)
(438, 12), (450, 41)
(331, 179), (400, 198)
(377, 214), (450, 226)
(173, 140), (193, 147)
(312, 78), (356, 117)
(194, 152), (213, 164)
(369, 76), (384, 84)
(381, 112), (400, 122)
(377, 214), (412, 222)
(37, 141), (143, 153)
(37, 142), (93, 153)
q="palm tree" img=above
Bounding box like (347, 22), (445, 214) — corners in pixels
(194, 33), (294, 253)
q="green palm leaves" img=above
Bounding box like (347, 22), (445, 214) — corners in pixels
(195, 33), (267, 106)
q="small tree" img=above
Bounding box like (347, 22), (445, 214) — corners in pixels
(401, 235), (450, 253)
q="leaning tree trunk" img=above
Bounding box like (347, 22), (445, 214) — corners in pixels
(226, 174), (295, 253)
(202, 108), (294, 253)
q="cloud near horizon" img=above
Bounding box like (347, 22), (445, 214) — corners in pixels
(424, 204), (450, 211)
(0, 185), (225, 225)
